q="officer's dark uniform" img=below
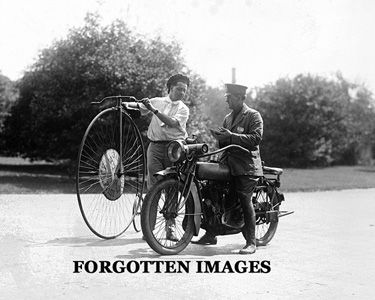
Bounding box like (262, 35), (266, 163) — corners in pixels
(219, 84), (263, 247)
(192, 83), (263, 253)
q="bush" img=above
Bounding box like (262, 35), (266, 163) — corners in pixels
(251, 73), (375, 167)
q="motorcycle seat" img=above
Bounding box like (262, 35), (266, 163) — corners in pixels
(196, 162), (231, 181)
(263, 166), (283, 175)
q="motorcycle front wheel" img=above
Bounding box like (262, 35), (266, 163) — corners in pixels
(254, 186), (280, 246)
(141, 178), (195, 255)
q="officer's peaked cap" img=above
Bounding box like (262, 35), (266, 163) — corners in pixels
(225, 83), (247, 96)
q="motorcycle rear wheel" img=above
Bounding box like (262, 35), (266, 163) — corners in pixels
(254, 186), (280, 246)
(141, 178), (195, 255)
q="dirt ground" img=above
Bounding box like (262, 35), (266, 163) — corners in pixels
(1, 189), (374, 299)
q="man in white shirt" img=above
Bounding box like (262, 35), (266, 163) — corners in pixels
(124, 74), (190, 240)
(137, 74), (190, 187)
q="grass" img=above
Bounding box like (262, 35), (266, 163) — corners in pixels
(0, 156), (374, 194)
(0, 156), (75, 194)
(281, 165), (375, 192)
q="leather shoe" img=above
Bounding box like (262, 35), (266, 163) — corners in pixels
(239, 243), (256, 254)
(191, 233), (217, 245)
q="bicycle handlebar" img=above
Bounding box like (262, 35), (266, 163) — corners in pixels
(199, 144), (250, 158)
(91, 95), (141, 105)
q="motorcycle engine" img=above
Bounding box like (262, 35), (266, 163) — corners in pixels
(201, 181), (228, 227)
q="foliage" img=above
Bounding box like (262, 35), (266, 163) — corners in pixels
(202, 86), (228, 128)
(0, 73), (18, 125)
(185, 74), (216, 148)
(0, 74), (18, 110)
(1, 13), (211, 160)
(250, 73), (375, 167)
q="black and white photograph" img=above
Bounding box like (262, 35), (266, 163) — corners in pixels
(1, 0), (374, 299)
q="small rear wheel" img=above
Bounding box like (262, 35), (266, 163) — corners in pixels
(141, 178), (195, 255)
(132, 196), (143, 232)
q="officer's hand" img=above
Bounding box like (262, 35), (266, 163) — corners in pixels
(216, 127), (232, 138)
(211, 127), (231, 141)
(211, 130), (221, 140)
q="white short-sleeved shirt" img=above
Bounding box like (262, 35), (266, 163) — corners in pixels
(139, 96), (189, 141)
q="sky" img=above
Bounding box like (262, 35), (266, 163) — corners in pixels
(1, 0), (375, 92)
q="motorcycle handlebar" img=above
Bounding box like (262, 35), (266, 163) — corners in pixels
(199, 144), (250, 158)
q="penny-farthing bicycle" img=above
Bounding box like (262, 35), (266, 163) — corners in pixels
(76, 96), (146, 239)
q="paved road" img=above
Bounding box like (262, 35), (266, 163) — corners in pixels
(1, 189), (374, 299)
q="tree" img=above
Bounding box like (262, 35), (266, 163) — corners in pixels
(0, 73), (18, 152)
(185, 74), (216, 147)
(202, 86), (228, 128)
(0, 73), (18, 123)
(250, 73), (375, 167)
(1, 13), (212, 160)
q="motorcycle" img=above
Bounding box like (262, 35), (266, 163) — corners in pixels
(141, 139), (293, 255)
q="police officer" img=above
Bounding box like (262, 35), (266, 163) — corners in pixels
(193, 83), (263, 254)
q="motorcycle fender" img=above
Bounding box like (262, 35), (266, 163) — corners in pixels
(154, 167), (177, 177)
(189, 181), (201, 236)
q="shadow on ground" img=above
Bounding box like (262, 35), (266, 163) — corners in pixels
(118, 242), (269, 259)
(43, 236), (142, 247)
(42, 235), (257, 258)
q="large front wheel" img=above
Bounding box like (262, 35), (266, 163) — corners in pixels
(141, 178), (195, 255)
(76, 108), (146, 239)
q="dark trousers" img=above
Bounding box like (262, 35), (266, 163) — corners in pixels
(147, 142), (172, 189)
(232, 175), (258, 245)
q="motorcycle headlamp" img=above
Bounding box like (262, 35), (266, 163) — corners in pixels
(167, 140), (186, 163)
(167, 140), (209, 163)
